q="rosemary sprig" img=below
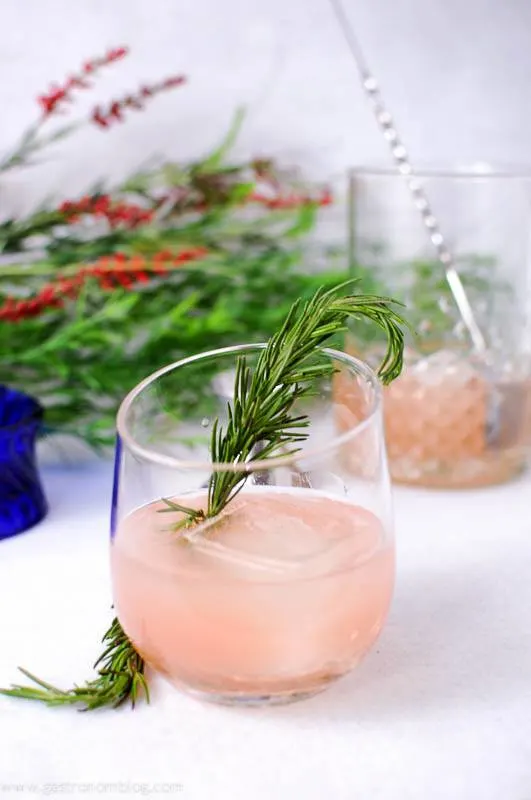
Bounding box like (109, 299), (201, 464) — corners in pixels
(0, 283), (406, 711)
(205, 284), (405, 518)
(0, 617), (148, 710)
(159, 498), (206, 532)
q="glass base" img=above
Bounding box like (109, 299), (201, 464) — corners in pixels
(181, 685), (331, 707)
(389, 453), (527, 489)
(160, 670), (346, 707)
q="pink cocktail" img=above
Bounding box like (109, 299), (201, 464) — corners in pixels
(338, 336), (531, 488)
(112, 490), (393, 701)
(111, 344), (394, 705)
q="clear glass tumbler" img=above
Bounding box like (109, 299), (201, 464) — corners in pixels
(111, 344), (394, 706)
(346, 167), (531, 488)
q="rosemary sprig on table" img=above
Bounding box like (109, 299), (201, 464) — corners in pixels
(0, 617), (147, 710)
(0, 284), (406, 711)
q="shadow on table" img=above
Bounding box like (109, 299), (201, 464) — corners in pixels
(256, 551), (531, 724)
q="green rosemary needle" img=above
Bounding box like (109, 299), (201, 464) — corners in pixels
(0, 282), (406, 711)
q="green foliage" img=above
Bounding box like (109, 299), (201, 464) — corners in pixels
(1, 254), (349, 447)
(349, 250), (503, 350)
(0, 114), (351, 449)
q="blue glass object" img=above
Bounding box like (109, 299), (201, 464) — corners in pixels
(110, 434), (122, 541)
(0, 385), (48, 539)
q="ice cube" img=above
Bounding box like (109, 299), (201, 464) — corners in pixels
(411, 349), (480, 387)
(190, 494), (330, 577)
(187, 491), (381, 583)
(304, 471), (347, 495)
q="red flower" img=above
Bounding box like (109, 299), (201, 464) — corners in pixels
(319, 188), (333, 206)
(38, 46), (129, 117)
(91, 109), (109, 128)
(59, 195), (153, 229)
(38, 86), (69, 116)
(162, 76), (187, 89)
(247, 188), (333, 210)
(91, 75), (186, 129)
(0, 247), (209, 323)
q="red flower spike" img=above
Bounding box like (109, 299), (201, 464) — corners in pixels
(0, 247), (209, 322)
(92, 196), (111, 215)
(163, 76), (186, 89)
(99, 275), (115, 290)
(57, 195), (152, 231)
(122, 95), (144, 111)
(26, 299), (40, 314)
(109, 101), (123, 122)
(153, 250), (173, 262)
(128, 256), (147, 270)
(175, 249), (204, 264)
(90, 74), (186, 129)
(38, 46), (129, 118)
(60, 279), (77, 297)
(66, 76), (90, 91)
(39, 287), (56, 305)
(105, 47), (129, 63)
(92, 108), (109, 128)
(247, 189), (332, 210)
(113, 272), (135, 289)
(0, 299), (14, 321)
(38, 89), (67, 116)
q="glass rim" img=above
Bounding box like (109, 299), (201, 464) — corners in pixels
(349, 163), (531, 180)
(116, 343), (382, 472)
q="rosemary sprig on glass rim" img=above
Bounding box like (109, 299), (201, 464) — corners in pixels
(0, 282), (407, 711)
(204, 282), (405, 520)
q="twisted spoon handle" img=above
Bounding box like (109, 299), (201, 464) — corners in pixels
(329, 0), (487, 353)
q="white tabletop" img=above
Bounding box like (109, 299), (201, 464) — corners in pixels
(1, 460), (530, 800)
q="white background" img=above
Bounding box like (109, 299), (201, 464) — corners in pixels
(1, 0), (531, 212)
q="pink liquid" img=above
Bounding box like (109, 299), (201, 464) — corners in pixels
(111, 489), (394, 703)
(338, 337), (531, 488)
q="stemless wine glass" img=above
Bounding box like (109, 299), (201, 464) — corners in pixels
(111, 344), (394, 706)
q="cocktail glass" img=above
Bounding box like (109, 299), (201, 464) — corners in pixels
(111, 344), (394, 706)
